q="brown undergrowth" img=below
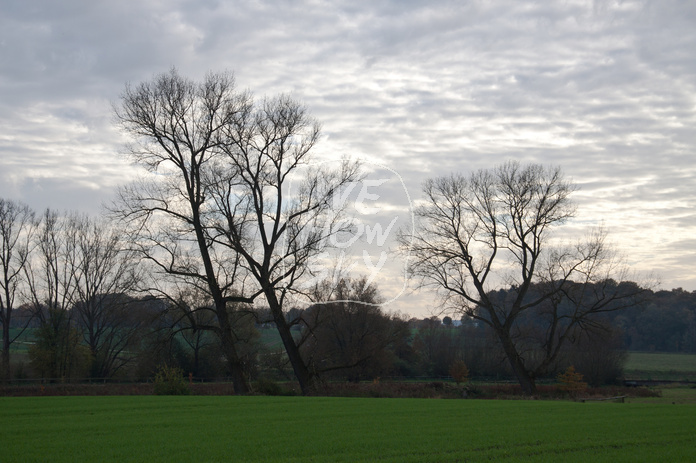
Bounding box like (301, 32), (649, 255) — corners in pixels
(1, 380), (660, 399)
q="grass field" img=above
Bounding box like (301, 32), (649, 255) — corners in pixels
(625, 352), (696, 381)
(1, 396), (694, 462)
(626, 384), (696, 404)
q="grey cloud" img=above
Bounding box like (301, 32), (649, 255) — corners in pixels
(1, 176), (116, 215)
(1, 0), (695, 310)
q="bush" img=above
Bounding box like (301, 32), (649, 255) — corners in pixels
(557, 366), (588, 395)
(449, 360), (470, 384)
(253, 377), (286, 396)
(153, 365), (191, 395)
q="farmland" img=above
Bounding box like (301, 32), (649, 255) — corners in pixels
(1, 395), (695, 462)
(625, 352), (696, 381)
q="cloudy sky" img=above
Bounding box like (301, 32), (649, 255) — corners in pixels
(1, 0), (695, 314)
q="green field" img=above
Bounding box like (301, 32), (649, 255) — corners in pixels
(625, 352), (696, 381)
(1, 396), (694, 462)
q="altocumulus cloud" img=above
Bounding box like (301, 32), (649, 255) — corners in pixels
(0, 0), (694, 312)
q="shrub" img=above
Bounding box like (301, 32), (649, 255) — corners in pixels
(449, 360), (470, 384)
(253, 377), (284, 396)
(153, 365), (191, 395)
(557, 365), (588, 395)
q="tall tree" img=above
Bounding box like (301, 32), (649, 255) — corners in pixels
(0, 198), (35, 380)
(403, 162), (645, 394)
(24, 210), (83, 380)
(24, 210), (79, 326)
(70, 214), (141, 379)
(206, 94), (360, 394)
(112, 68), (254, 393)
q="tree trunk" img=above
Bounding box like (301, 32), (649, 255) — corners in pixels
(497, 330), (538, 395)
(2, 337), (9, 382)
(220, 338), (250, 395)
(264, 290), (315, 395)
(192, 337), (200, 378)
(216, 303), (250, 395)
(511, 361), (537, 396)
(2, 308), (11, 381)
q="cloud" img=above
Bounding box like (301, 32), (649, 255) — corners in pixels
(1, 0), (695, 313)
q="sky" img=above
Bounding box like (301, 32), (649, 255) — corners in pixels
(1, 0), (695, 316)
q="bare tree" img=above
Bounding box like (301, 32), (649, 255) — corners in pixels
(24, 210), (85, 380)
(0, 198), (35, 380)
(70, 214), (142, 379)
(112, 68), (255, 393)
(403, 162), (645, 394)
(206, 94), (360, 394)
(300, 277), (407, 382)
(24, 210), (81, 322)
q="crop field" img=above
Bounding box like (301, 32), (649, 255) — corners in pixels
(1, 396), (694, 462)
(625, 352), (696, 381)
(626, 384), (696, 405)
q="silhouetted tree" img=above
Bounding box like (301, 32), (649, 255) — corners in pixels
(205, 94), (360, 394)
(403, 162), (647, 394)
(0, 199), (34, 380)
(70, 215), (141, 379)
(24, 210), (83, 380)
(113, 68), (254, 393)
(300, 277), (408, 382)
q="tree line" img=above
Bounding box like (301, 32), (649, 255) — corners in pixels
(610, 287), (696, 353)
(1, 68), (674, 395)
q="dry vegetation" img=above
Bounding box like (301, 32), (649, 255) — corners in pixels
(0, 379), (662, 400)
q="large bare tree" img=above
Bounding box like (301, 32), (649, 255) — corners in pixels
(404, 162), (645, 394)
(206, 94), (360, 394)
(0, 198), (35, 380)
(112, 68), (254, 393)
